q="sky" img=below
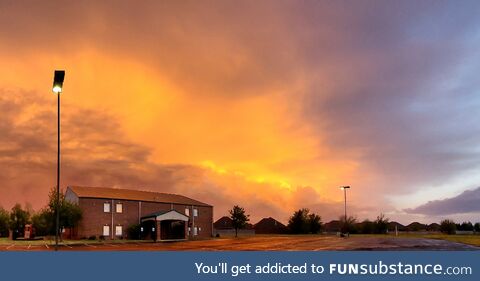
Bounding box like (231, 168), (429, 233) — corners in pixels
(1, 0), (480, 225)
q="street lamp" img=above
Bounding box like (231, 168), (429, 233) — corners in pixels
(340, 186), (350, 234)
(52, 70), (65, 251)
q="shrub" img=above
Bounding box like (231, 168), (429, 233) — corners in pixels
(127, 224), (144, 240)
(440, 219), (456, 235)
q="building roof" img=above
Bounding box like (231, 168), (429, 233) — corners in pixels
(141, 210), (189, 222)
(67, 186), (211, 207)
(254, 217), (287, 234)
(214, 216), (233, 229)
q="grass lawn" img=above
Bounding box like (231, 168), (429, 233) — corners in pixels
(351, 233), (480, 247)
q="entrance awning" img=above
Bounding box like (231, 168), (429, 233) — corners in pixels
(141, 210), (189, 222)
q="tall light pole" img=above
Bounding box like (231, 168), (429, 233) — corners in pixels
(340, 186), (350, 232)
(53, 70), (65, 251)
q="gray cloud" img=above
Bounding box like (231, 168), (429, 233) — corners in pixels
(2, 1), (480, 222)
(405, 187), (480, 216)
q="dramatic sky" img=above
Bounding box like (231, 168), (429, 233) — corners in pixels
(1, 0), (479, 224)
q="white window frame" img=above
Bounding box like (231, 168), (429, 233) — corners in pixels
(193, 208), (198, 217)
(116, 203), (123, 213)
(185, 208), (190, 216)
(103, 225), (110, 236)
(103, 203), (110, 213)
(115, 225), (123, 236)
(193, 226), (198, 236)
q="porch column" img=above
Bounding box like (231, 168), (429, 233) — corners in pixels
(156, 220), (161, 242)
(184, 221), (188, 239)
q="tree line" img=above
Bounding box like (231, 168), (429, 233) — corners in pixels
(228, 205), (479, 236)
(0, 188), (82, 239)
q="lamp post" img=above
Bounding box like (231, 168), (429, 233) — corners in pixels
(340, 186), (350, 233)
(52, 70), (65, 251)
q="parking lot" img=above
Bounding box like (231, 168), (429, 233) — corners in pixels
(1, 235), (479, 251)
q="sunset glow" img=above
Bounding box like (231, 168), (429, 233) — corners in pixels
(1, 0), (480, 225)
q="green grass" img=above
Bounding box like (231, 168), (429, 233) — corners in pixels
(350, 233), (480, 247)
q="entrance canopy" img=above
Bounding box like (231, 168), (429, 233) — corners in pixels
(141, 210), (189, 222)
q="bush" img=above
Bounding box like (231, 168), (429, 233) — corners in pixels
(127, 224), (142, 240)
(88, 235), (96, 240)
(440, 219), (456, 235)
(475, 223), (480, 232)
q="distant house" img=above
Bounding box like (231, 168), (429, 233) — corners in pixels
(254, 217), (287, 234)
(65, 186), (213, 240)
(427, 223), (441, 232)
(213, 216), (233, 230)
(323, 220), (341, 233)
(406, 222), (427, 232)
(213, 216), (255, 236)
(387, 221), (406, 232)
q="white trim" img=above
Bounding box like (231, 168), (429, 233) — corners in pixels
(141, 210), (189, 222)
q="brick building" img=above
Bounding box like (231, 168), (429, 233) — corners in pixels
(65, 186), (213, 241)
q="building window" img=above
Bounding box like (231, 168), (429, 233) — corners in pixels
(115, 225), (123, 236)
(103, 225), (110, 236)
(103, 203), (110, 213)
(193, 208), (198, 217)
(193, 226), (198, 236)
(116, 203), (123, 213)
(185, 208), (190, 216)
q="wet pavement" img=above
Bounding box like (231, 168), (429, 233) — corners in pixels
(1, 236), (479, 251)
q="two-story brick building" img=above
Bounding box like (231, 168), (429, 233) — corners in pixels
(65, 186), (213, 241)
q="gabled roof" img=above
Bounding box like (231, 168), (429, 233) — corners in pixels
(141, 210), (189, 222)
(67, 186), (211, 207)
(214, 216), (233, 229)
(254, 217), (287, 234)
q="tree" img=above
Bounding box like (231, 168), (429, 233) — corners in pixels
(287, 209), (322, 234)
(31, 208), (54, 236)
(288, 209), (309, 234)
(229, 205), (250, 237)
(440, 219), (456, 235)
(0, 207), (10, 237)
(31, 188), (82, 237)
(475, 223), (480, 232)
(48, 188), (82, 231)
(340, 215), (357, 234)
(9, 204), (30, 239)
(308, 213), (322, 234)
(457, 221), (473, 231)
(373, 213), (389, 234)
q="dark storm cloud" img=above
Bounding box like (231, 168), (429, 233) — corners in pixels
(405, 187), (480, 216)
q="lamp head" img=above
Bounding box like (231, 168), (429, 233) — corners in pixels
(340, 186), (351, 190)
(52, 70), (65, 94)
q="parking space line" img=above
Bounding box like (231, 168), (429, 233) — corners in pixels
(45, 244), (49, 249)
(6, 244), (15, 249)
(84, 243), (97, 248)
(105, 243), (119, 247)
(27, 244), (31, 249)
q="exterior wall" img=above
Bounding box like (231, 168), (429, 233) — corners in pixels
(76, 197), (213, 240)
